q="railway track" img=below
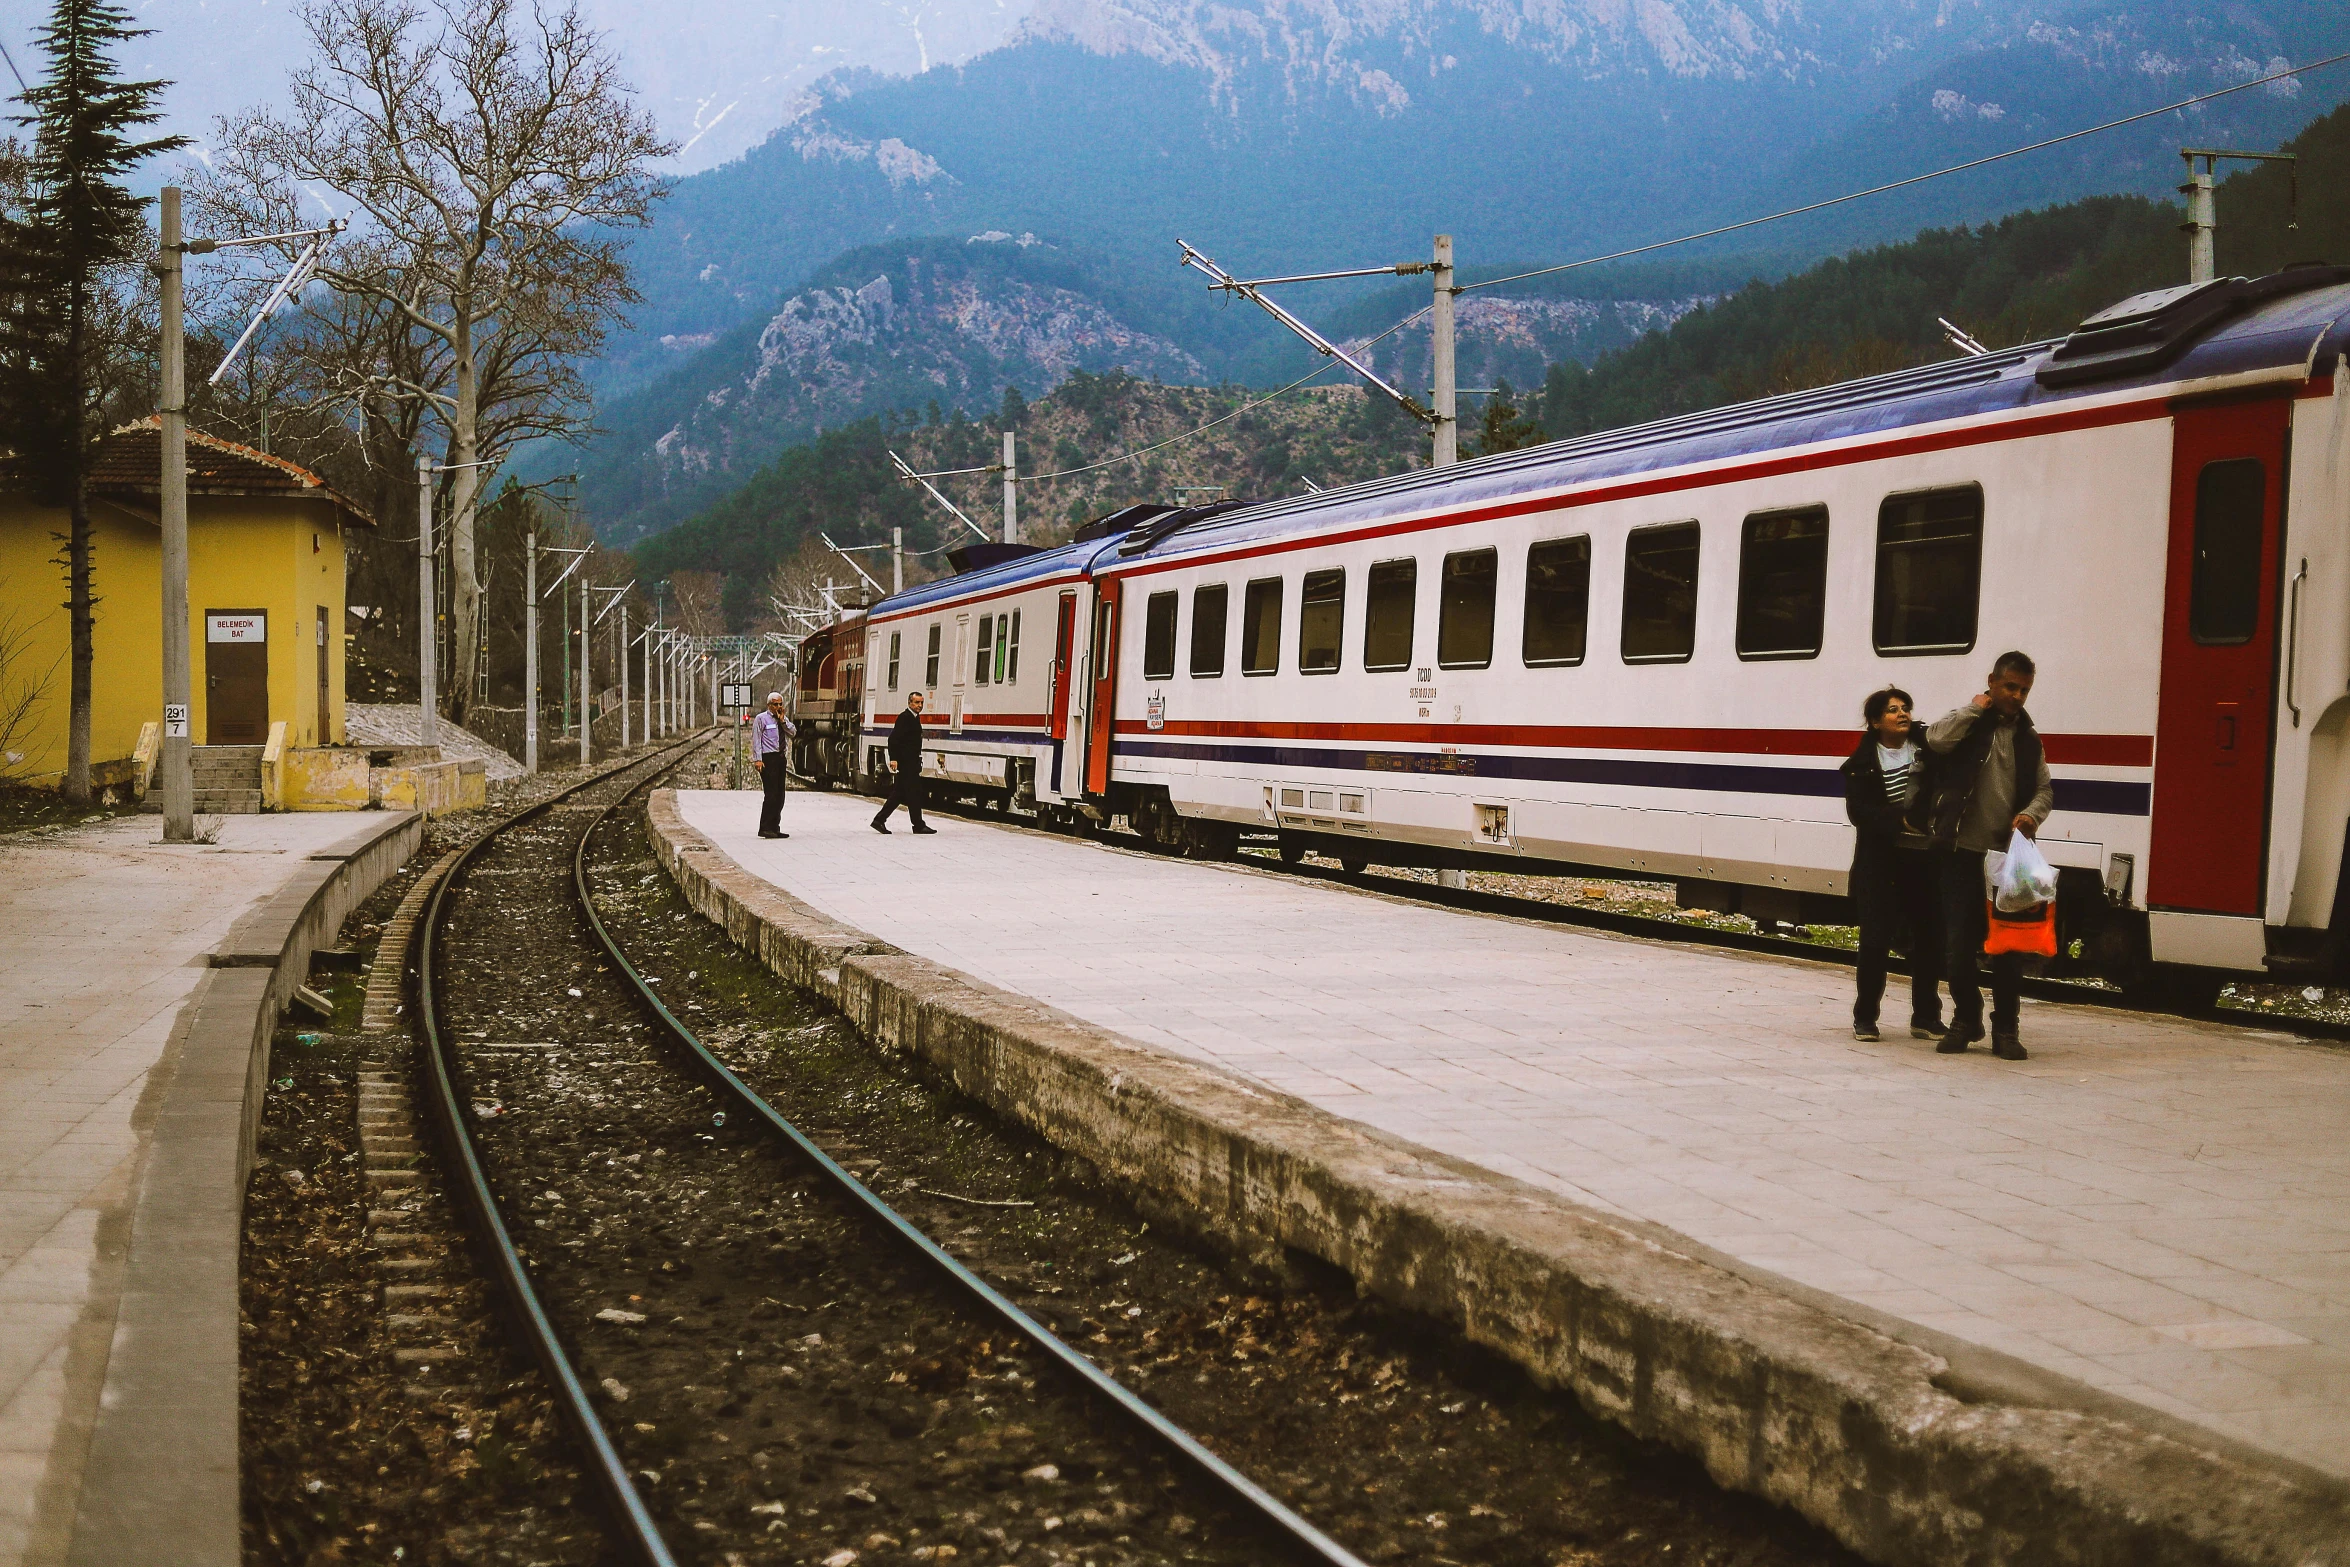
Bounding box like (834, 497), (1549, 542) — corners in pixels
(414, 739), (1371, 1567)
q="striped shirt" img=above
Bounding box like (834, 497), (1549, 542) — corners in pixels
(1876, 742), (1921, 808)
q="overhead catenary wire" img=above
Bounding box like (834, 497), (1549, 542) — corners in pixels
(1458, 48), (2350, 296)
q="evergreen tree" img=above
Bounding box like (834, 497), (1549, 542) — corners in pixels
(1472, 378), (1545, 458)
(0, 0), (181, 802)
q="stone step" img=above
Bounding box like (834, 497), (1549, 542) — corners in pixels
(371, 1231), (430, 1249)
(384, 1283), (450, 1303)
(367, 1169), (422, 1190)
(191, 790), (262, 815)
(380, 1256), (438, 1276)
(394, 1345), (458, 1365)
(364, 1150), (417, 1171)
(369, 1210), (419, 1228)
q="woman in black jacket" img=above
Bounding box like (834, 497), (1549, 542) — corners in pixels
(1841, 686), (1946, 1042)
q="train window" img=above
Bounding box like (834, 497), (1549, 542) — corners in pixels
(887, 631), (901, 692)
(924, 624), (941, 688)
(1003, 610), (1020, 684)
(1622, 521), (1700, 663)
(2191, 459), (2265, 645)
(1191, 584), (1228, 677)
(1299, 569), (1344, 674)
(1143, 592), (1179, 680)
(974, 615), (994, 685)
(1873, 486), (1981, 656)
(1522, 537), (1589, 667)
(1363, 559), (1415, 671)
(1437, 549), (1497, 669)
(1243, 577), (1283, 675)
(1736, 506), (1829, 660)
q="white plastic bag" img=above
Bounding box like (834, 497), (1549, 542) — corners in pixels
(1984, 829), (2059, 913)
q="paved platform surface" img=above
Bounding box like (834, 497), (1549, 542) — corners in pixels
(0, 812), (375, 1567)
(680, 787), (2350, 1479)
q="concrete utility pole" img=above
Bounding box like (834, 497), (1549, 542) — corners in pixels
(156, 188), (193, 841)
(2179, 147), (2299, 284)
(892, 527), (904, 594)
(523, 533), (538, 772)
(580, 569), (592, 767)
(417, 459), (437, 746)
(1002, 431), (1018, 544)
(1431, 234), (1458, 469)
(618, 604), (630, 748)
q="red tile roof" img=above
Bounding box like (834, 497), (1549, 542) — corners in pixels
(80, 418), (374, 527)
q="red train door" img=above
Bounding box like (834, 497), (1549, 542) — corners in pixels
(2146, 394), (2292, 915)
(1084, 580), (1122, 796)
(1049, 591), (1077, 793)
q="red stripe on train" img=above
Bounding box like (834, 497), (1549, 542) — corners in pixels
(1113, 718), (2151, 768)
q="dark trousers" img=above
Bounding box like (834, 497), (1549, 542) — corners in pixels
(1855, 844), (1944, 1029)
(872, 767), (926, 829)
(756, 754), (788, 834)
(1937, 847), (2022, 1035)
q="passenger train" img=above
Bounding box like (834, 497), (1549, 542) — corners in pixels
(793, 265), (2350, 1000)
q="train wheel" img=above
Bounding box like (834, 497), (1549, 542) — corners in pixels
(1277, 836), (1305, 866)
(1338, 857), (1367, 877)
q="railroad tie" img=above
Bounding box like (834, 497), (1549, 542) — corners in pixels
(358, 1052), (461, 1390)
(361, 849), (463, 1033)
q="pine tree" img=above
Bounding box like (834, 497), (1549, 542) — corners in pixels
(0, 0), (180, 802)
(1473, 378), (1545, 458)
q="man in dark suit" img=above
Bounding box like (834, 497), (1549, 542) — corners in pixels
(872, 691), (935, 834)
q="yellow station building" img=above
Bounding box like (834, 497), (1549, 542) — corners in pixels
(0, 419), (369, 795)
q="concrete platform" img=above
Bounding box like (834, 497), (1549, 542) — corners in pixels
(0, 811), (417, 1567)
(668, 788), (2350, 1535)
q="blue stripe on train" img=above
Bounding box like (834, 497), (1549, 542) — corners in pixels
(1111, 738), (2152, 817)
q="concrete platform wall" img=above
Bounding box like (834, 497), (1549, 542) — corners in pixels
(60, 812), (421, 1567)
(645, 791), (2350, 1567)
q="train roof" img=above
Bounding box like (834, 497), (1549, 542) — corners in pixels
(1102, 267), (2350, 571)
(866, 528), (1124, 621)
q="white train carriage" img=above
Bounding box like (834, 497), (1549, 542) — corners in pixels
(1069, 266), (2350, 996)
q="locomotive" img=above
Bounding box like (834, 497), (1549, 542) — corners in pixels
(799, 265), (2350, 999)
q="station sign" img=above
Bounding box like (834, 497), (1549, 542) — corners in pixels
(206, 612), (266, 643)
(720, 683), (753, 709)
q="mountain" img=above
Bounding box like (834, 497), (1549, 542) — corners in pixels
(1531, 103), (2350, 437)
(572, 235), (1731, 543)
(599, 0), (2350, 400)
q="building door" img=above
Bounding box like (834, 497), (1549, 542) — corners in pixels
(205, 609), (269, 744)
(1084, 580), (1122, 796)
(2146, 395), (2292, 915)
(315, 605), (330, 743)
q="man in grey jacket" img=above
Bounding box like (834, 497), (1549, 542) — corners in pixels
(1924, 651), (2054, 1060)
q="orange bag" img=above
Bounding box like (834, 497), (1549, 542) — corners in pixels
(1983, 898), (2057, 958)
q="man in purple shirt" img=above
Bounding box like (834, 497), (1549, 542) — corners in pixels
(753, 692), (797, 838)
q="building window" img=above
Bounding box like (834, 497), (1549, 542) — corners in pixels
(975, 614), (994, 685)
(1873, 485), (1982, 656)
(2191, 460), (2265, 645)
(1622, 521), (1701, 663)
(1191, 584), (1227, 676)
(1437, 548), (1496, 669)
(1002, 610), (1020, 683)
(924, 623), (941, 687)
(1242, 577), (1282, 675)
(1522, 536), (1589, 667)
(1143, 591), (1179, 680)
(887, 631), (901, 691)
(1298, 569), (1344, 674)
(1736, 505), (1829, 660)
(1363, 558), (1415, 671)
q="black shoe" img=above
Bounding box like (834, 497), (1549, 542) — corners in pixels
(1935, 1026), (1978, 1054)
(1910, 1022), (1944, 1040)
(757, 830), (782, 838)
(1991, 1030), (2029, 1061)
(871, 821), (891, 834)
(911, 825), (937, 835)
(1853, 1023), (1882, 1042)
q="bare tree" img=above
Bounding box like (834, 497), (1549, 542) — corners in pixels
(666, 569), (726, 638)
(194, 0), (670, 724)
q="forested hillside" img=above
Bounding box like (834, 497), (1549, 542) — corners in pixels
(1531, 104), (2350, 438)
